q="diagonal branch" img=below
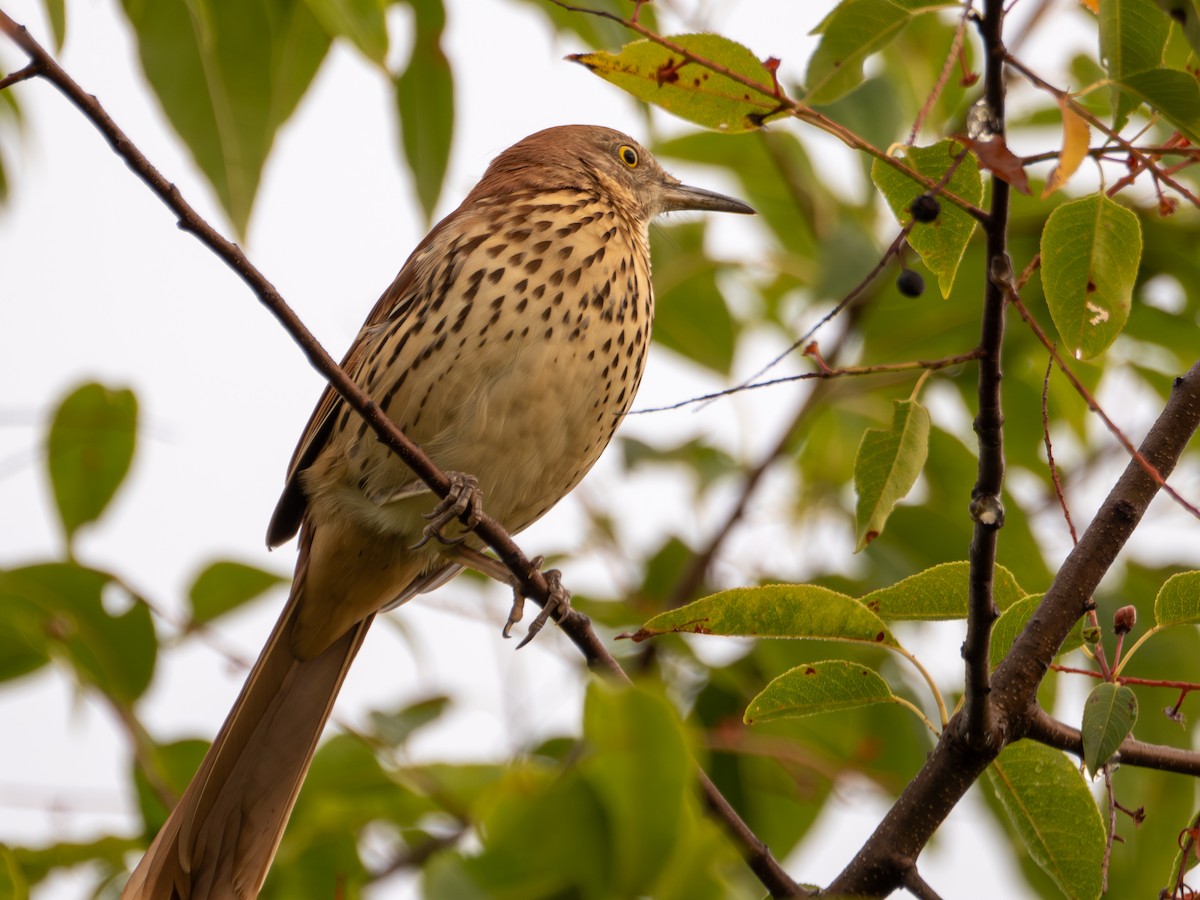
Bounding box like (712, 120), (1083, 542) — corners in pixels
(0, 11), (804, 897)
(828, 358), (1200, 896)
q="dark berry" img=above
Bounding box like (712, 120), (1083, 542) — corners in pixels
(897, 269), (925, 297)
(910, 194), (941, 223)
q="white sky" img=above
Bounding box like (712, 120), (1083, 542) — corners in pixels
(0, 1), (1169, 897)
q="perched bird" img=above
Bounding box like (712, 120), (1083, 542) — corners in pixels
(123, 124), (753, 899)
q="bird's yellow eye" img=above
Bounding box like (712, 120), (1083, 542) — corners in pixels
(618, 145), (639, 168)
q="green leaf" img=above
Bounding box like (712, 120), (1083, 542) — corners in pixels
(1100, 0), (1171, 127)
(395, 0), (454, 222)
(805, 0), (957, 104)
(649, 222), (738, 374)
(1041, 193), (1142, 359)
(633, 584), (898, 648)
(1081, 682), (1138, 775)
(1115, 68), (1200, 143)
(0, 845), (28, 900)
(119, 0), (331, 235)
(1154, 0), (1200, 56)
(40, 0), (66, 51)
(187, 560), (287, 625)
(860, 560), (1026, 620)
(368, 695), (450, 747)
(46, 383), (137, 545)
(302, 0), (387, 63)
(0, 564), (156, 702)
(744, 660), (900, 724)
(853, 398), (930, 552)
(1162, 807), (1200, 896)
(987, 741), (1106, 900)
(1155, 571), (1200, 625)
(991, 594), (1086, 668)
(871, 140), (983, 297)
(569, 34), (785, 133)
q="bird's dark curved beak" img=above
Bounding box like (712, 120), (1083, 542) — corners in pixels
(658, 181), (756, 216)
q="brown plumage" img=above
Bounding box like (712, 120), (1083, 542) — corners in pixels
(122, 124), (752, 899)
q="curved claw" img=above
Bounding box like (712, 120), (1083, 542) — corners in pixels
(504, 558), (570, 648)
(409, 472), (483, 550)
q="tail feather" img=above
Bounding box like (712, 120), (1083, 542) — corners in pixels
(122, 535), (374, 900)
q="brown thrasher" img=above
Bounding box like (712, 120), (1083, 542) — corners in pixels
(122, 124), (753, 899)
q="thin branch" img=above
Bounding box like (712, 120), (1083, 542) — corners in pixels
(961, 0), (1010, 750)
(0, 13), (805, 897)
(908, 3), (973, 144)
(0, 59), (39, 89)
(1050, 664), (1200, 694)
(1041, 355), (1078, 544)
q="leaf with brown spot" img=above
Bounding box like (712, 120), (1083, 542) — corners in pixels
(957, 134), (1031, 193)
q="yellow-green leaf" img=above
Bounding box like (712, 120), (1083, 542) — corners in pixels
(745, 660), (898, 724)
(1041, 193), (1142, 359)
(303, 0), (388, 63)
(632, 584), (898, 648)
(853, 399), (930, 552)
(987, 741), (1105, 900)
(1115, 68), (1200, 143)
(1099, 0), (1171, 128)
(860, 561), (1026, 620)
(569, 34), (785, 133)
(1081, 682), (1138, 775)
(871, 140), (983, 297)
(1154, 571), (1200, 626)
(805, 0), (957, 104)
(188, 560), (288, 625)
(395, 0), (454, 222)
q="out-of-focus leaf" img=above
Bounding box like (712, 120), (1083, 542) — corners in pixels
(41, 0), (66, 51)
(132, 738), (208, 836)
(6, 836), (136, 890)
(987, 741), (1105, 900)
(805, 0), (957, 104)
(46, 382), (137, 544)
(860, 560), (1026, 620)
(853, 398), (929, 551)
(649, 222), (738, 374)
(369, 695), (451, 748)
(1099, 0), (1171, 127)
(395, 0), (454, 222)
(188, 560), (287, 625)
(1042, 98), (1091, 197)
(1041, 193), (1142, 358)
(1154, 0), (1200, 55)
(1155, 571), (1200, 625)
(1081, 682), (1138, 775)
(119, 0), (331, 235)
(0, 845), (28, 900)
(871, 140), (983, 297)
(634, 584), (898, 648)
(513, 0), (657, 49)
(745, 660), (902, 724)
(1115, 68), (1200, 142)
(0, 563), (155, 702)
(570, 34), (785, 133)
(303, 0), (387, 63)
(622, 436), (736, 491)
(991, 594), (1086, 668)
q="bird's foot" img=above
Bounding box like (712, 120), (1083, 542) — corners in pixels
(410, 472), (483, 549)
(504, 556), (571, 648)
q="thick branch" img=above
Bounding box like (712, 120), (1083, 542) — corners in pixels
(1026, 707), (1200, 777)
(828, 361), (1200, 896)
(0, 13), (805, 898)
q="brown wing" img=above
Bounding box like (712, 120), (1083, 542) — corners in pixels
(265, 229), (441, 547)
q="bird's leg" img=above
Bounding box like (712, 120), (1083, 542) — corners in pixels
(440, 547), (571, 646)
(409, 472), (483, 549)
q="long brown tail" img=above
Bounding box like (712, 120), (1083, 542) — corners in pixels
(122, 535), (373, 900)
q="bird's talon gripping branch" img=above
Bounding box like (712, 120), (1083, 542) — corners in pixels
(502, 555), (571, 646)
(411, 472), (483, 549)
(517, 567), (571, 649)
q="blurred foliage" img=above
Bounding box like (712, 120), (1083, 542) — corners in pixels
(3, 1), (1200, 898)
